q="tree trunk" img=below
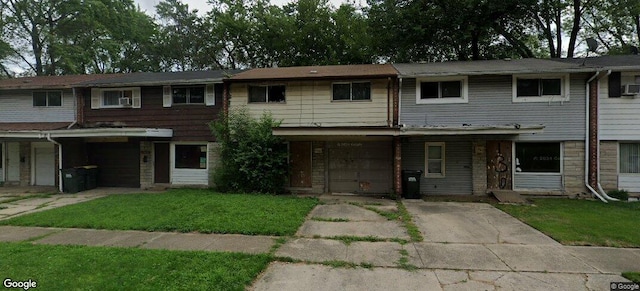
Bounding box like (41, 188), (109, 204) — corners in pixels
(555, 5), (562, 58)
(566, 0), (581, 58)
(31, 26), (44, 76)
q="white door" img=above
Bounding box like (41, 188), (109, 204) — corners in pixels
(6, 142), (20, 182)
(33, 143), (55, 186)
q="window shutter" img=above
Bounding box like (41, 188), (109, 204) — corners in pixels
(91, 88), (100, 109)
(163, 86), (172, 107)
(132, 88), (141, 108)
(205, 84), (215, 106)
(609, 72), (621, 98)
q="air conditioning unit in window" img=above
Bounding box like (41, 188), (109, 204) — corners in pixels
(119, 97), (132, 106)
(621, 84), (640, 98)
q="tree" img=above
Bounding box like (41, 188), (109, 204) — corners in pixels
(580, 0), (640, 55)
(209, 107), (288, 194)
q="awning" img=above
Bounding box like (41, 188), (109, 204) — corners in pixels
(272, 124), (544, 137)
(0, 127), (173, 138)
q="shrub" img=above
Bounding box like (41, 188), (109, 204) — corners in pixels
(607, 189), (629, 201)
(210, 107), (288, 194)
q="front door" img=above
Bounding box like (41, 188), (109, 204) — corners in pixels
(289, 142), (312, 188)
(154, 143), (170, 183)
(6, 142), (20, 182)
(486, 141), (513, 190)
(33, 143), (55, 186)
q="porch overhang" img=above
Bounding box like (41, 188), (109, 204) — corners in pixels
(0, 128), (173, 139)
(272, 127), (399, 136)
(271, 124), (544, 137)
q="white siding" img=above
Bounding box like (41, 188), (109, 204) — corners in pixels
(619, 175), (640, 192)
(171, 168), (208, 185)
(514, 173), (562, 190)
(0, 89), (75, 122)
(599, 72), (640, 141)
(229, 80), (390, 127)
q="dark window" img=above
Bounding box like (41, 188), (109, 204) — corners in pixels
(608, 72), (622, 98)
(620, 143), (640, 174)
(515, 143), (561, 173)
(172, 86), (204, 104)
(420, 81), (462, 99)
(332, 83), (351, 100)
(33, 91), (62, 107)
(175, 145), (207, 169)
(517, 78), (562, 97)
(332, 82), (371, 101)
(249, 85), (286, 103)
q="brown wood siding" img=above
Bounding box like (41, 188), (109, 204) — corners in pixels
(81, 87), (221, 141)
(87, 142), (140, 187)
(486, 141), (512, 190)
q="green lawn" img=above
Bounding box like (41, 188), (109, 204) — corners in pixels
(496, 199), (640, 247)
(0, 242), (270, 290)
(623, 272), (640, 283)
(0, 189), (318, 236)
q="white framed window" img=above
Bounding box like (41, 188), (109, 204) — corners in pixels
(174, 144), (208, 169)
(512, 74), (570, 103)
(425, 142), (445, 177)
(416, 77), (468, 104)
(248, 85), (286, 103)
(332, 82), (371, 101)
(33, 91), (62, 107)
(172, 86), (205, 104)
(620, 143), (640, 174)
(91, 87), (141, 109)
(515, 142), (562, 174)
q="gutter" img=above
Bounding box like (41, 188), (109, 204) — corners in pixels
(46, 133), (63, 193)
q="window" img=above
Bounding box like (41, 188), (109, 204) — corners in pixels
(425, 142), (445, 177)
(102, 89), (132, 106)
(33, 91), (62, 107)
(513, 75), (569, 102)
(248, 85), (286, 103)
(620, 143), (640, 174)
(172, 86), (205, 104)
(416, 77), (467, 104)
(175, 145), (207, 169)
(332, 82), (371, 101)
(515, 143), (561, 173)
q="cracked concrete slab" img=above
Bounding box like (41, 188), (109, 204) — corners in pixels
(345, 241), (403, 267)
(141, 232), (275, 253)
(412, 243), (511, 271)
(434, 270), (469, 285)
(276, 238), (347, 262)
(586, 274), (633, 291)
(309, 204), (387, 222)
(0, 226), (58, 242)
(36, 228), (161, 248)
(296, 221), (409, 239)
(251, 262), (442, 291)
(492, 272), (589, 291)
(564, 246), (640, 273)
(486, 244), (598, 273)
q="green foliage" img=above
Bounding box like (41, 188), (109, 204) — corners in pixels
(608, 189), (630, 201)
(0, 189), (319, 236)
(210, 107), (288, 194)
(0, 242), (271, 290)
(623, 272), (640, 283)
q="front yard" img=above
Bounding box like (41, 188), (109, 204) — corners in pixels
(0, 189), (318, 236)
(496, 198), (640, 248)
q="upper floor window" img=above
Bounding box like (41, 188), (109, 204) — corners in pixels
(332, 82), (371, 101)
(513, 74), (569, 102)
(416, 77), (468, 104)
(172, 86), (205, 104)
(33, 91), (62, 107)
(90, 87), (141, 109)
(103, 89), (132, 107)
(249, 85), (286, 103)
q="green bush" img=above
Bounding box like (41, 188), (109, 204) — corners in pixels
(607, 189), (629, 201)
(210, 107), (288, 194)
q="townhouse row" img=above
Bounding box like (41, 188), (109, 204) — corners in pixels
(0, 56), (639, 198)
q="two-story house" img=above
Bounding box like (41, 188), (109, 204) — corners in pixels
(229, 65), (401, 195)
(74, 70), (239, 189)
(394, 59), (596, 196)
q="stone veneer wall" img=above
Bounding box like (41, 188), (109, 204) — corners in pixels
(563, 141), (586, 195)
(208, 142), (221, 188)
(599, 141), (618, 192)
(472, 140), (487, 195)
(139, 141), (153, 189)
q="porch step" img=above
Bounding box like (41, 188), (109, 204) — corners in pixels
(489, 190), (528, 204)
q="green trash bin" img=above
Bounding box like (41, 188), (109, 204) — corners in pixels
(61, 168), (86, 193)
(402, 170), (423, 199)
(81, 165), (98, 190)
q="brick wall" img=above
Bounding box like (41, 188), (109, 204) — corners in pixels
(19, 142), (30, 186)
(311, 141), (325, 194)
(563, 141), (586, 195)
(599, 141), (618, 192)
(139, 141), (153, 189)
(472, 140), (487, 195)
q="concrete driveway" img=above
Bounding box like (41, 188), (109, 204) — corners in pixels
(253, 197), (637, 291)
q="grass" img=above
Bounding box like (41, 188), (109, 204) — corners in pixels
(0, 193), (53, 204)
(496, 199), (640, 247)
(623, 272), (640, 283)
(0, 189), (318, 236)
(0, 242), (271, 290)
(397, 202), (423, 242)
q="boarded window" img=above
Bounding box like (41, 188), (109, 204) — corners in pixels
(620, 143), (640, 174)
(332, 82), (371, 101)
(175, 145), (207, 169)
(515, 143), (561, 173)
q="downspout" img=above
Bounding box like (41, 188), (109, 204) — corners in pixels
(585, 71), (607, 202)
(596, 70), (620, 201)
(46, 133), (63, 193)
(387, 77), (391, 127)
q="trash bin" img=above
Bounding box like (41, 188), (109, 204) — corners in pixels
(81, 165), (98, 190)
(402, 170), (423, 199)
(61, 168), (86, 193)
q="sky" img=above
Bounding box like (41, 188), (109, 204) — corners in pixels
(134, 0), (357, 16)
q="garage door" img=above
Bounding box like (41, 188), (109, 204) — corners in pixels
(328, 142), (392, 194)
(87, 142), (140, 187)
